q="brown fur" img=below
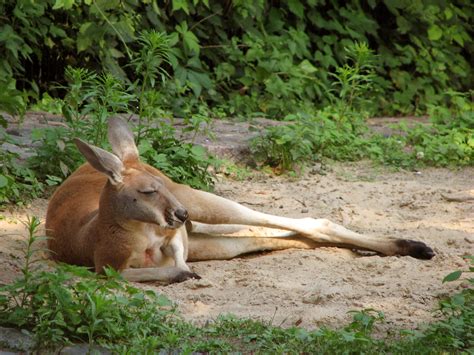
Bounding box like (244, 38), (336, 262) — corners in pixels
(46, 118), (435, 283)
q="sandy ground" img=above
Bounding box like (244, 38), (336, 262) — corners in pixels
(0, 162), (473, 332)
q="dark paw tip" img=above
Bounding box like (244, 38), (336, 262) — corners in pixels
(172, 271), (202, 283)
(191, 272), (202, 280)
(396, 240), (435, 260)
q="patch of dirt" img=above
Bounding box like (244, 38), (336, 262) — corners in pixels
(1, 162), (472, 331)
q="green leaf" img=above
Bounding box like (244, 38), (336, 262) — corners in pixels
(168, 32), (179, 47)
(172, 0), (189, 14)
(299, 59), (317, 74)
(77, 36), (92, 52)
(452, 33), (464, 46)
(52, 0), (75, 10)
(182, 30), (200, 55)
(443, 270), (462, 283)
(428, 25), (443, 41)
(287, 0), (304, 18)
(108, 48), (124, 58)
(187, 76), (203, 96)
(0, 175), (8, 188)
(49, 25), (67, 38)
(444, 8), (453, 20)
(59, 161), (69, 177)
(79, 22), (93, 34)
(396, 16), (411, 34)
(191, 145), (206, 156)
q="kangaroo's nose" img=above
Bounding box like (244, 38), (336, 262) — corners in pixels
(174, 208), (188, 223)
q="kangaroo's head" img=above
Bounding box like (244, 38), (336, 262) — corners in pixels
(74, 118), (188, 229)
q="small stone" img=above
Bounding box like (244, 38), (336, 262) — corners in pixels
(185, 279), (215, 290)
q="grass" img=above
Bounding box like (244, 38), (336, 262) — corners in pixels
(0, 217), (472, 353)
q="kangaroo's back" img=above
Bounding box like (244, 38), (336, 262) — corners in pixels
(46, 164), (107, 265)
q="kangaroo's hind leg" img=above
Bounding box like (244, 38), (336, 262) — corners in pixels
(170, 186), (434, 260)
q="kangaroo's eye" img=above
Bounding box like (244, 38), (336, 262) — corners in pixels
(138, 190), (156, 195)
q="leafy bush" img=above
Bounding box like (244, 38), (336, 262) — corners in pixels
(250, 120), (315, 171)
(28, 63), (217, 191)
(28, 126), (82, 184)
(139, 126), (217, 191)
(0, 131), (43, 207)
(252, 106), (474, 172)
(251, 48), (473, 172)
(1, 0), (472, 116)
(0, 217), (179, 349)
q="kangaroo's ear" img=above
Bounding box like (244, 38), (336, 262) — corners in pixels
(74, 138), (124, 185)
(107, 117), (139, 163)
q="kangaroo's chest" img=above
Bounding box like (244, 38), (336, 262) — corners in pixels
(127, 224), (179, 268)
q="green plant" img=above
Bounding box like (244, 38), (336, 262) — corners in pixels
(1, 0), (472, 117)
(28, 126), (82, 184)
(28, 39), (217, 190)
(0, 217), (178, 349)
(130, 30), (172, 143)
(0, 78), (26, 118)
(138, 126), (217, 191)
(250, 119), (315, 171)
(0, 130), (43, 207)
(0, 82), (42, 205)
(378, 96), (474, 168)
(219, 30), (324, 117)
(219, 160), (253, 181)
(428, 90), (474, 130)
(329, 42), (378, 117)
(393, 256), (474, 352)
(60, 67), (134, 146)
(249, 45), (379, 172)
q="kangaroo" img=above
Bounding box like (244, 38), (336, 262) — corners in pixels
(46, 118), (435, 283)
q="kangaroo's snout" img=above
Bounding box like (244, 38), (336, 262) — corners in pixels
(164, 207), (188, 227)
(174, 208), (189, 223)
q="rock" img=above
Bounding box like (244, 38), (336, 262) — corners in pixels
(0, 326), (35, 352)
(60, 344), (111, 355)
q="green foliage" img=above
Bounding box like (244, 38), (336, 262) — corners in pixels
(253, 105), (474, 172)
(28, 126), (82, 184)
(0, 78), (26, 118)
(428, 90), (474, 130)
(251, 109), (366, 171)
(0, 76), (42, 205)
(0, 217), (178, 349)
(0, 0), (472, 202)
(251, 48), (473, 172)
(1, 0), (472, 116)
(138, 125), (217, 191)
(60, 67), (134, 146)
(28, 62), (216, 190)
(250, 120), (315, 171)
(394, 256), (474, 351)
(0, 132), (43, 207)
(218, 29), (324, 117)
(329, 42), (379, 116)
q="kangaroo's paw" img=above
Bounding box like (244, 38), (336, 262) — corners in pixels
(171, 271), (202, 283)
(395, 239), (435, 260)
